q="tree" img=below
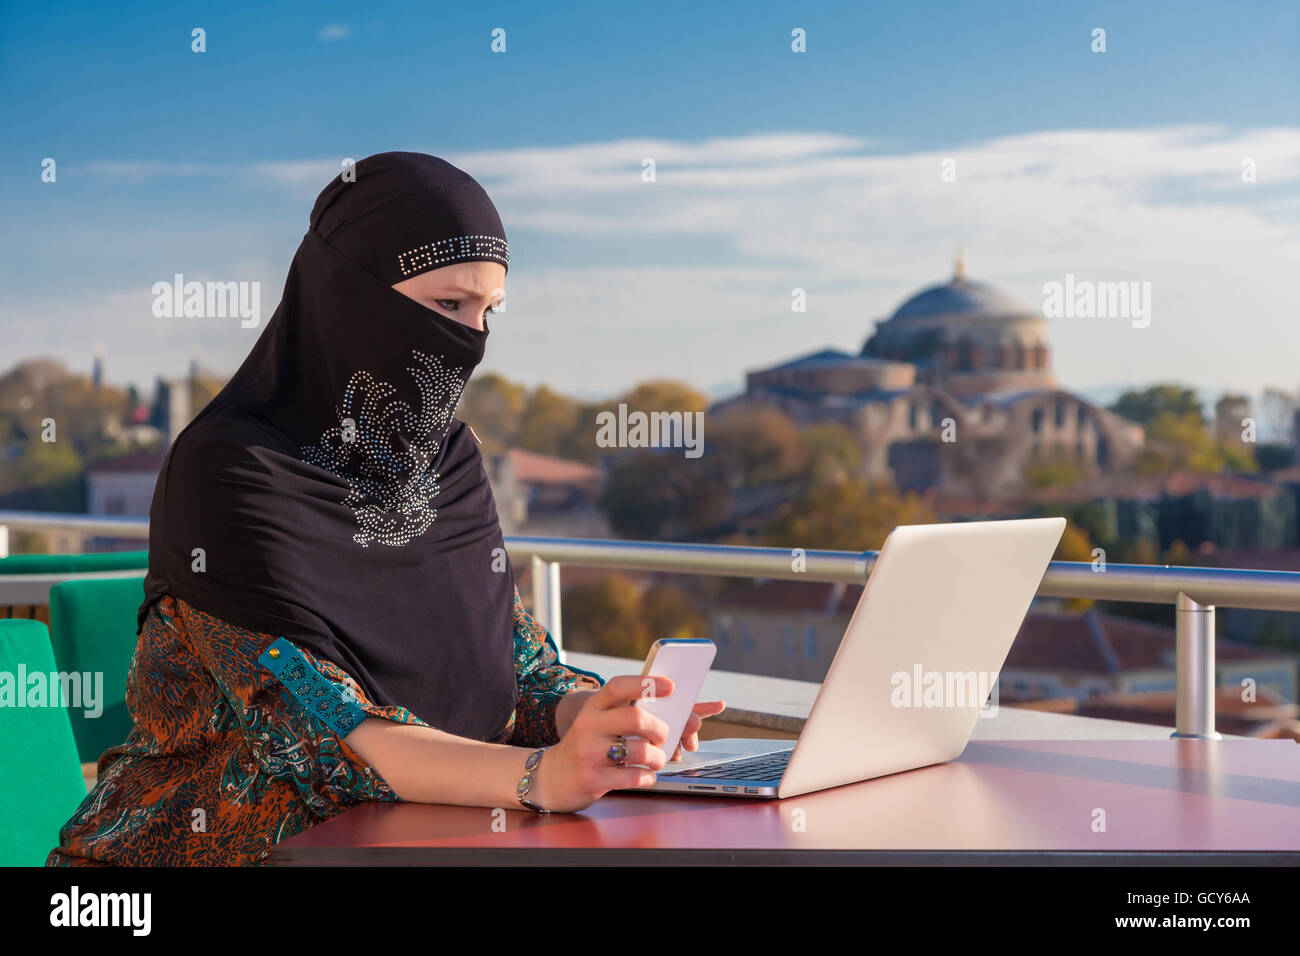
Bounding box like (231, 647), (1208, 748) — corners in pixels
(1024, 448), (1088, 489)
(0, 439), (85, 510)
(599, 448), (731, 540)
(615, 381), (710, 416)
(560, 576), (708, 658)
(458, 372), (528, 454)
(707, 406), (808, 489)
(1055, 521), (1097, 611)
(641, 583), (710, 642)
(599, 451), (680, 539)
(0, 358), (131, 459)
(571, 380), (710, 465)
(795, 422), (863, 488)
(1110, 385), (1205, 426)
(1136, 411), (1258, 475)
(559, 575), (651, 659)
(761, 478), (934, 552)
(517, 385), (582, 458)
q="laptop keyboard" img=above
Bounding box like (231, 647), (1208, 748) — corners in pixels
(660, 749), (792, 781)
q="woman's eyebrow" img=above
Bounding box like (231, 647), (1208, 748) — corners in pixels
(436, 283), (503, 299)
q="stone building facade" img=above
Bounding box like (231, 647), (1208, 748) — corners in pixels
(713, 257), (1144, 495)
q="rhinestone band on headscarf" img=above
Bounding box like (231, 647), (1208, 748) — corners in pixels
(397, 235), (509, 277)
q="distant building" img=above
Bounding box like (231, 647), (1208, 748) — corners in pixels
(151, 377), (193, 445)
(119, 402), (163, 447)
(1001, 608), (1296, 703)
(149, 358), (226, 445)
(487, 447), (608, 537)
(85, 449), (167, 517)
(712, 256), (1145, 495)
(1035, 470), (1298, 551)
(1215, 393), (1252, 445)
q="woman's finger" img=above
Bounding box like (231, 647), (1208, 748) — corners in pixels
(603, 736), (666, 771)
(602, 766), (659, 791)
(588, 674), (673, 710)
(608, 700), (672, 747)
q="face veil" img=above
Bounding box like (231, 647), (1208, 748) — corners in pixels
(141, 152), (520, 741)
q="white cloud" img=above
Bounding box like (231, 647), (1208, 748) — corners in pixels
(37, 126), (1300, 398)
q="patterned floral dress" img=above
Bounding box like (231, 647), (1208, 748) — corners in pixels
(46, 586), (604, 866)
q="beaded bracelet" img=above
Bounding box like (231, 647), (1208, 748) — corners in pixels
(516, 747), (552, 813)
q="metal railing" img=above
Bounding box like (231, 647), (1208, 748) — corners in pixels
(5, 510), (1300, 740)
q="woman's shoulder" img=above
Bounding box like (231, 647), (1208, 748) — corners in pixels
(161, 411), (300, 486)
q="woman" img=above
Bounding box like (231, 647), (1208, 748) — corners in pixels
(47, 152), (725, 866)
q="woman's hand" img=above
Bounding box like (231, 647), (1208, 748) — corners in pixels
(668, 698), (728, 761)
(528, 676), (666, 812)
(528, 676), (722, 813)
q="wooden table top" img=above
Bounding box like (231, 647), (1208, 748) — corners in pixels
(271, 737), (1300, 865)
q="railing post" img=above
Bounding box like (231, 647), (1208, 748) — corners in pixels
(1172, 591), (1221, 740)
(530, 555), (564, 663)
(0, 524), (8, 559)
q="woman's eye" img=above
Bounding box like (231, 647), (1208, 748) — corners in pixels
(431, 298), (497, 318)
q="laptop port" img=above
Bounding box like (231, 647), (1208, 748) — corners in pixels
(723, 786), (738, 792)
(688, 785), (716, 791)
(745, 788), (760, 793)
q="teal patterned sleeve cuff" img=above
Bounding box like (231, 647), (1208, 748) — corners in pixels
(506, 586), (606, 746)
(259, 637), (368, 737)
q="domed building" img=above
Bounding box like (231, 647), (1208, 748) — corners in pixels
(862, 253), (1055, 399)
(713, 256), (1144, 496)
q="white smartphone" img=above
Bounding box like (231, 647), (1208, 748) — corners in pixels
(624, 638), (716, 768)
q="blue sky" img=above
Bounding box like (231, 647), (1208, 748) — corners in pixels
(3, 0), (1298, 404)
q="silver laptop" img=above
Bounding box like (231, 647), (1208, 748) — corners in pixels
(638, 517), (1065, 799)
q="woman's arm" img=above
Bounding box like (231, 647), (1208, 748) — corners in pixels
(341, 587), (599, 807)
(345, 675), (677, 813)
(342, 718), (533, 808)
(170, 594), (672, 815)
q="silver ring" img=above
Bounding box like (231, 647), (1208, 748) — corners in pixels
(606, 735), (628, 767)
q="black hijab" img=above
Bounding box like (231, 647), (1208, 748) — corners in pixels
(141, 152), (519, 741)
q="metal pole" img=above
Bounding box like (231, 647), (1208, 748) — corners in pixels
(545, 560), (563, 663)
(531, 555), (565, 663)
(1172, 591), (1221, 739)
(0, 524), (8, 559)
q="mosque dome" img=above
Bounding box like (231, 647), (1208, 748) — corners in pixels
(890, 277), (1028, 322)
(861, 252), (1055, 397)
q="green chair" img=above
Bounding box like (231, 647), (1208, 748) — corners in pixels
(0, 619), (88, 866)
(0, 550), (149, 575)
(47, 576), (145, 764)
(0, 552), (149, 623)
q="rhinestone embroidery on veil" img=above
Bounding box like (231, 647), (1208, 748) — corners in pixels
(300, 349), (468, 547)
